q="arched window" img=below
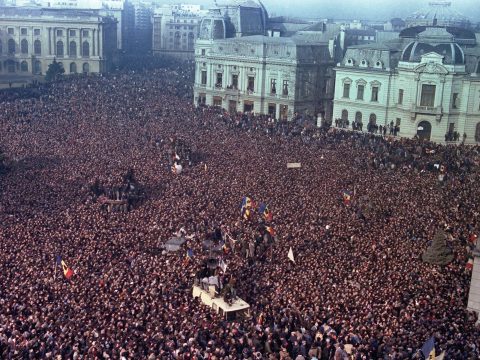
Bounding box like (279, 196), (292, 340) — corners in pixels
(475, 122), (480, 142)
(20, 61), (28, 72)
(82, 41), (89, 57)
(341, 109), (348, 121)
(82, 62), (89, 73)
(56, 41), (64, 57)
(33, 60), (41, 74)
(21, 39), (28, 54)
(174, 32), (181, 50)
(355, 111), (362, 123)
(34, 40), (41, 55)
(0, 41), (2, 55)
(187, 32), (195, 51)
(70, 41), (77, 56)
(6, 60), (16, 73)
(70, 62), (77, 73)
(476, 60), (480, 74)
(8, 39), (15, 54)
(369, 113), (377, 125)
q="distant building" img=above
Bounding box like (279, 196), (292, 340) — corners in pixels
(193, 2), (341, 121)
(132, 2), (151, 52)
(384, 18), (406, 32)
(406, 1), (470, 28)
(152, 4), (203, 59)
(0, 7), (117, 75)
(332, 25), (480, 144)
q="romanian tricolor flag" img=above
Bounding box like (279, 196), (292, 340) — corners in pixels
(242, 208), (251, 220)
(342, 190), (352, 205)
(259, 203), (273, 221)
(421, 337), (435, 360)
(61, 259), (74, 280)
(240, 196), (253, 219)
(265, 226), (276, 237)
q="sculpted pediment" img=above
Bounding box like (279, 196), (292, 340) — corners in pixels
(414, 61), (449, 75)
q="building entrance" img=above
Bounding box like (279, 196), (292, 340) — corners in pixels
(244, 101), (254, 113)
(417, 121), (432, 141)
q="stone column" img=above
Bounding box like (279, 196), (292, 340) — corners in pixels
(92, 29), (96, 57)
(48, 27), (52, 55)
(98, 26), (102, 58)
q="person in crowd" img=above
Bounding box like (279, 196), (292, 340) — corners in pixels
(0, 58), (479, 359)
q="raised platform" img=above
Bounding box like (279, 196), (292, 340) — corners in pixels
(192, 285), (250, 320)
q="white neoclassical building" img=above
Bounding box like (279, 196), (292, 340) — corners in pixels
(332, 25), (480, 144)
(193, 2), (340, 121)
(0, 7), (117, 76)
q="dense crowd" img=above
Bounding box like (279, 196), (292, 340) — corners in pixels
(0, 60), (479, 360)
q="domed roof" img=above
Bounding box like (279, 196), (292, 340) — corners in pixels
(401, 27), (464, 64)
(401, 41), (464, 64)
(199, 8), (227, 40)
(406, 1), (469, 28)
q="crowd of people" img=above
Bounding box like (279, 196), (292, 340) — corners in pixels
(0, 59), (480, 360)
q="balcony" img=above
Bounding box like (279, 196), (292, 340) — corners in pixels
(410, 104), (443, 121)
(224, 86), (239, 95)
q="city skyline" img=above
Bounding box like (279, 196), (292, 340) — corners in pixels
(167, 0), (480, 22)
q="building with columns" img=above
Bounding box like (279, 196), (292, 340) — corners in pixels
(193, 2), (341, 121)
(332, 25), (480, 144)
(0, 7), (117, 75)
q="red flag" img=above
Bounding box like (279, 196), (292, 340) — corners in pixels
(466, 257), (474, 270)
(469, 234), (478, 244)
(61, 260), (74, 280)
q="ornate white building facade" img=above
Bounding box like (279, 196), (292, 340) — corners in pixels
(193, 2), (340, 121)
(332, 25), (480, 144)
(0, 7), (117, 75)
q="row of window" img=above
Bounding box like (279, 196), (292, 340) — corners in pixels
(200, 72), (292, 95)
(343, 83), (443, 109)
(0, 39), (91, 57)
(168, 25), (195, 30)
(0, 59), (90, 74)
(3, 28), (90, 37)
(343, 83), (379, 102)
(270, 78), (289, 96)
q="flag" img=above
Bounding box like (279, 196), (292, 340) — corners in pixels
(186, 248), (194, 259)
(222, 242), (229, 253)
(242, 208), (251, 220)
(259, 203), (273, 221)
(343, 190), (352, 205)
(61, 260), (74, 280)
(259, 202), (266, 214)
(241, 196), (252, 209)
(466, 257), (474, 270)
(469, 233), (478, 244)
(421, 337), (435, 359)
(435, 351), (445, 360)
(265, 226), (275, 237)
(219, 259), (227, 272)
(288, 247), (295, 263)
(56, 255), (62, 265)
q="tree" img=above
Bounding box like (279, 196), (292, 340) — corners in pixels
(422, 229), (454, 266)
(45, 58), (65, 82)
